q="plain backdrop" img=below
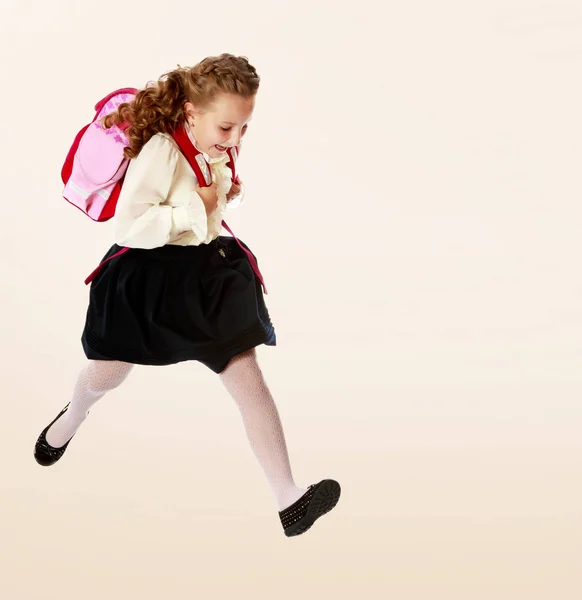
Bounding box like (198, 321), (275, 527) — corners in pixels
(1, 1), (581, 599)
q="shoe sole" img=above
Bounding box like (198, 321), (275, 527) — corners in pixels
(284, 479), (341, 537)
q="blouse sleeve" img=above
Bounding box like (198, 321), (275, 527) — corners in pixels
(114, 134), (208, 248)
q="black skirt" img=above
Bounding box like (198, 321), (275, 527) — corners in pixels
(81, 236), (276, 373)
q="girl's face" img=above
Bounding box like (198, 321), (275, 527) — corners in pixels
(185, 93), (255, 159)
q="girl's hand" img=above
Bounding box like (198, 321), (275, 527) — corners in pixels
(226, 179), (243, 203)
(196, 182), (219, 215)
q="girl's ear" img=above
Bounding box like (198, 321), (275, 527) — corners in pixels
(184, 101), (197, 123)
(184, 101), (206, 114)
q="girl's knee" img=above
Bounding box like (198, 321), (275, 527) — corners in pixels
(86, 360), (133, 393)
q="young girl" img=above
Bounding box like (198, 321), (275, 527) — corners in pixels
(34, 54), (340, 537)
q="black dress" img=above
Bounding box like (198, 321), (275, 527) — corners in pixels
(81, 235), (276, 374)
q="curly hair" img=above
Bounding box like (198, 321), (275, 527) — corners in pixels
(101, 53), (260, 159)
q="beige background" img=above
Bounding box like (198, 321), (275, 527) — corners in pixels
(1, 0), (581, 598)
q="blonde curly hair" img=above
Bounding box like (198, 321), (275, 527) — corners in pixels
(101, 53), (260, 159)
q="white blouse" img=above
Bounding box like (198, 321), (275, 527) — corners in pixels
(114, 132), (244, 249)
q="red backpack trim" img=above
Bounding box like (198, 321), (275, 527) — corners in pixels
(61, 88), (139, 222)
(61, 87), (138, 185)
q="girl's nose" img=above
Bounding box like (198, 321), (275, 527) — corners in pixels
(228, 129), (242, 147)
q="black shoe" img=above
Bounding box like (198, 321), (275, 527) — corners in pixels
(34, 404), (74, 466)
(279, 479), (341, 537)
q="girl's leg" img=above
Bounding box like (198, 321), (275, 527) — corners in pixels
(219, 348), (307, 511)
(45, 360), (134, 448)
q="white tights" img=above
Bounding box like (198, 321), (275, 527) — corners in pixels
(46, 350), (306, 510)
(46, 360), (133, 447)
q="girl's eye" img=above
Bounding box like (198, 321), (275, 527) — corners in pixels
(220, 125), (249, 132)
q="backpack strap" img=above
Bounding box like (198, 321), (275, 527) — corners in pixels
(84, 247), (130, 285)
(171, 125), (213, 187)
(170, 126), (267, 294)
(220, 221), (267, 294)
(171, 125), (241, 186)
(226, 146), (240, 184)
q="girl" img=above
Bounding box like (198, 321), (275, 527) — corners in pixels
(34, 54), (340, 537)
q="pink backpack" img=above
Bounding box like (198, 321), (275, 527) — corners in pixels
(62, 88), (267, 293)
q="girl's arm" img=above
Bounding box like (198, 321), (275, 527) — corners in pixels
(114, 134), (209, 248)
